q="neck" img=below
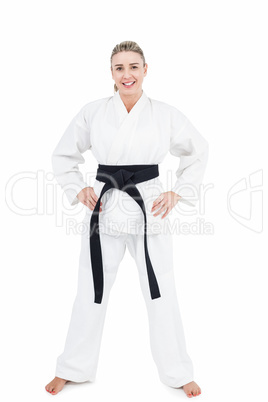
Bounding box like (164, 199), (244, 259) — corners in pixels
(118, 90), (143, 113)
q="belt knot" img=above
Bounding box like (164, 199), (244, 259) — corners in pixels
(97, 168), (135, 191)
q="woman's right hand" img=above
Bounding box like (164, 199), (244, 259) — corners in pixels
(77, 186), (103, 212)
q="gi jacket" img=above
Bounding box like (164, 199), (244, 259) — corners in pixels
(51, 90), (209, 235)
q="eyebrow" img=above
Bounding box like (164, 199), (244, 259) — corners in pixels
(114, 63), (140, 66)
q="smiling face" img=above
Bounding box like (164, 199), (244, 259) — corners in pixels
(111, 51), (148, 96)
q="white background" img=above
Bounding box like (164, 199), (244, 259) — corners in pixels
(1, 1), (267, 401)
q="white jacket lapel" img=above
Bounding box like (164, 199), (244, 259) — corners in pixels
(107, 90), (149, 164)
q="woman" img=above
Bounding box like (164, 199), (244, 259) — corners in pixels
(45, 41), (208, 398)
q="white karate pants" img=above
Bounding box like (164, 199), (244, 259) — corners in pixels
(55, 223), (194, 388)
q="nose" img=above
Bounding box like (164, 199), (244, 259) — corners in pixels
(123, 68), (133, 79)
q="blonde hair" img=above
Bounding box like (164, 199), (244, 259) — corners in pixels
(110, 41), (146, 92)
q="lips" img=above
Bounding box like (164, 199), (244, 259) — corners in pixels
(122, 81), (135, 87)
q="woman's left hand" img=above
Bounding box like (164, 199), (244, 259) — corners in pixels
(151, 191), (182, 219)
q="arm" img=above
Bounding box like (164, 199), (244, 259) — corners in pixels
(169, 109), (209, 207)
(51, 104), (91, 206)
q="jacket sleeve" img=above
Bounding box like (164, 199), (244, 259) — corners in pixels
(51, 104), (92, 206)
(169, 108), (209, 207)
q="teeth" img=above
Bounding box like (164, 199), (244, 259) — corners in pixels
(123, 82), (135, 86)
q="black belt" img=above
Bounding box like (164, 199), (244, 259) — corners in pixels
(89, 164), (162, 304)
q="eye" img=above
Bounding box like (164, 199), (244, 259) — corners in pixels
(116, 67), (122, 71)
(132, 66), (138, 69)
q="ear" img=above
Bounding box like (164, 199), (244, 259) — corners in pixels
(144, 63), (148, 77)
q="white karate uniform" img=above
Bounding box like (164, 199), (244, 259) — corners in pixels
(51, 90), (209, 387)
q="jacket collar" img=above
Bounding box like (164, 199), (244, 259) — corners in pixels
(113, 89), (148, 122)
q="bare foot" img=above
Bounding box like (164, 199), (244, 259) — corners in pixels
(182, 381), (201, 398)
(45, 377), (69, 395)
